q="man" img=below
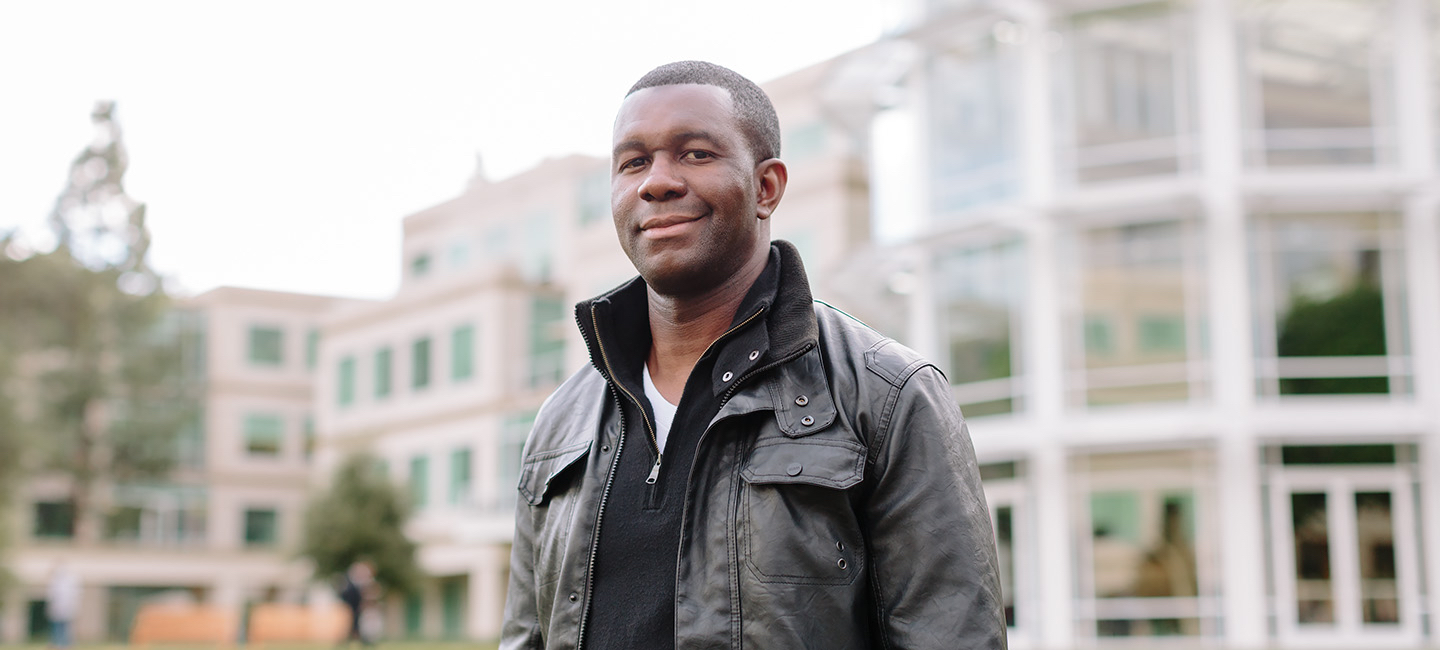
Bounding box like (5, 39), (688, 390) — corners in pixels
(502, 61), (1006, 650)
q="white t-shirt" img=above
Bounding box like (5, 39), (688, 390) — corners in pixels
(642, 363), (678, 453)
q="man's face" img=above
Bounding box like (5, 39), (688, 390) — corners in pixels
(610, 84), (773, 297)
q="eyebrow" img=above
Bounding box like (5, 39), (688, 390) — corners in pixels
(612, 131), (725, 159)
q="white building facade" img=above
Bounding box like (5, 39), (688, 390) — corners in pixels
(2, 287), (345, 641)
(861, 0), (1440, 647)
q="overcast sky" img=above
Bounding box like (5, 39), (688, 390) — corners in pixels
(0, 1), (884, 299)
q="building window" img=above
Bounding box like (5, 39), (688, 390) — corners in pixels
(1059, 2), (1195, 185)
(442, 577), (465, 639)
(449, 448), (472, 505)
(243, 413), (283, 457)
(522, 212), (554, 283)
(375, 347), (393, 398)
(1072, 220), (1207, 407)
(936, 239), (1025, 417)
(498, 413), (535, 509)
(303, 416), (315, 460)
(784, 121), (828, 160)
(248, 326), (283, 366)
(405, 593), (424, 638)
(1240, 0), (1394, 168)
(412, 337), (432, 390)
(243, 508), (278, 547)
(1074, 449), (1217, 639)
(1251, 212), (1408, 397)
(411, 253), (432, 278)
(305, 329), (320, 370)
(410, 455), (429, 508)
(577, 168), (610, 226)
(106, 484), (208, 545)
(338, 356), (356, 406)
(448, 240), (469, 269)
(451, 325), (474, 382)
(32, 501), (75, 539)
(928, 35), (1020, 215)
(528, 297), (566, 388)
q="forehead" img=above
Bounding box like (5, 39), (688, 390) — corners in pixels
(612, 84), (740, 146)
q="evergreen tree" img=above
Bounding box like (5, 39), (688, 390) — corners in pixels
(301, 453), (422, 596)
(0, 101), (195, 545)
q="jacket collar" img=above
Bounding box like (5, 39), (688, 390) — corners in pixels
(575, 240), (818, 400)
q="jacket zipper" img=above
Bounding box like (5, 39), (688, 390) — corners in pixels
(575, 301), (779, 649)
(574, 307), (628, 650)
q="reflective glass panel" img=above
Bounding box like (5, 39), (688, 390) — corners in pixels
(995, 505), (1017, 627)
(1253, 213), (1404, 396)
(1063, 1), (1193, 184)
(1241, 0), (1392, 167)
(1291, 492), (1334, 624)
(1077, 221), (1202, 405)
(1355, 491), (1399, 624)
(928, 37), (1019, 215)
(936, 240), (1024, 416)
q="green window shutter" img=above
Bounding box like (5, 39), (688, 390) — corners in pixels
(412, 337), (432, 389)
(302, 416), (315, 460)
(33, 501), (76, 539)
(248, 326), (284, 366)
(451, 325), (474, 382)
(375, 347), (393, 398)
(411, 253), (432, 278)
(338, 356), (356, 406)
(410, 455), (429, 508)
(405, 593), (424, 637)
(243, 508), (278, 546)
(305, 329), (320, 370)
(449, 448), (472, 505)
(243, 413), (283, 456)
(499, 413), (536, 506)
(528, 297), (565, 387)
(442, 578), (464, 639)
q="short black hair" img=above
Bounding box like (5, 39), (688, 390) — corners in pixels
(626, 61), (781, 164)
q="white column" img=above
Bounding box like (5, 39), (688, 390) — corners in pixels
(0, 587), (23, 643)
(1196, 0), (1267, 646)
(1032, 442), (1074, 647)
(469, 545), (509, 640)
(905, 245), (941, 363)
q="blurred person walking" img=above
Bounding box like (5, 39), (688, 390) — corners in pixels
(46, 563), (80, 649)
(338, 560), (377, 646)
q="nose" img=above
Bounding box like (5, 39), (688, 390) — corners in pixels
(638, 157), (686, 202)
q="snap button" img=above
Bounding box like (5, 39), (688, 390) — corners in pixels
(722, 371), (734, 382)
(801, 415), (815, 426)
(795, 395), (808, 406)
(568, 593), (579, 602)
(836, 541), (845, 552)
(837, 558), (848, 570)
(601, 444), (610, 453)
(748, 350), (760, 361)
(786, 463), (803, 476)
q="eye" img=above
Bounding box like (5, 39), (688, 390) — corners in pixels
(618, 156), (648, 172)
(683, 150), (714, 161)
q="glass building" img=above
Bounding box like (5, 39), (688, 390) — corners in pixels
(855, 0), (1440, 647)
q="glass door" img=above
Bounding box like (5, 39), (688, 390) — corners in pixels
(1269, 467), (1421, 646)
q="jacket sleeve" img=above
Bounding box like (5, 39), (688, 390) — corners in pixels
(500, 495), (544, 650)
(863, 364), (1008, 650)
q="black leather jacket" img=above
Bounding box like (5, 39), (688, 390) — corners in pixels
(502, 248), (1007, 650)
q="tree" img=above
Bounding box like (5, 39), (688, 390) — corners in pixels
(301, 453), (422, 596)
(0, 101), (194, 545)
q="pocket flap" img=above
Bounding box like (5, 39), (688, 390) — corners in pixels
(741, 438), (865, 489)
(517, 441), (591, 506)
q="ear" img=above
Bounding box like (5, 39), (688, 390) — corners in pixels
(754, 158), (788, 220)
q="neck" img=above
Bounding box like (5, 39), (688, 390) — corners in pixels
(644, 246), (768, 400)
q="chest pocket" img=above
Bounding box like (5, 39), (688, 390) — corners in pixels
(740, 438), (866, 586)
(518, 441), (591, 586)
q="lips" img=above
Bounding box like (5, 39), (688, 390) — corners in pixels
(639, 214), (702, 231)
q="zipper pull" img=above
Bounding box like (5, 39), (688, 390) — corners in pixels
(646, 455), (662, 484)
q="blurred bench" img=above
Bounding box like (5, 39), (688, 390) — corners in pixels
(247, 603), (349, 643)
(130, 603), (236, 645)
